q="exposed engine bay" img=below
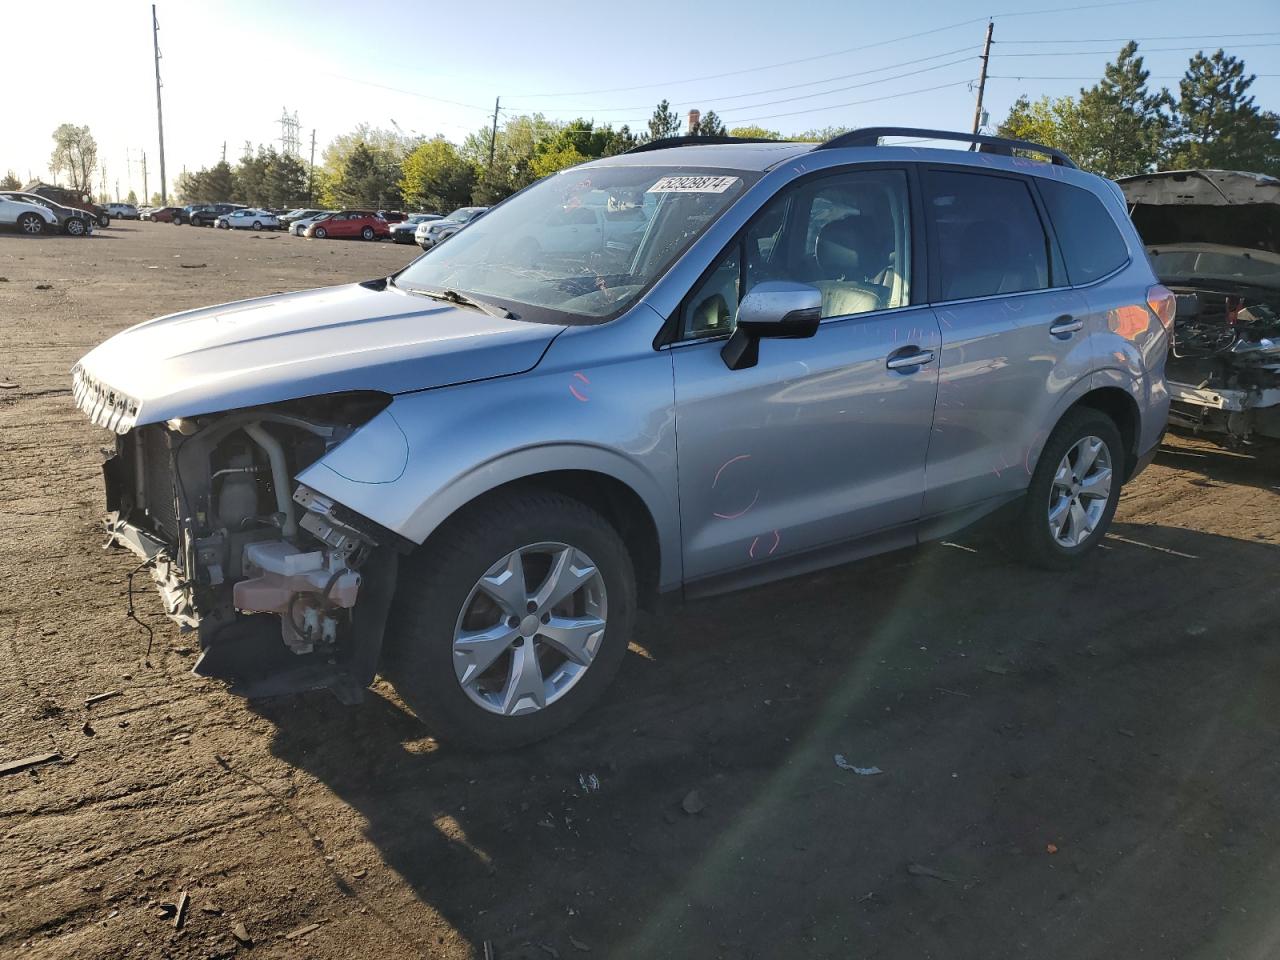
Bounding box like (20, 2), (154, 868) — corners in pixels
(1119, 169), (1280, 443)
(95, 391), (404, 701)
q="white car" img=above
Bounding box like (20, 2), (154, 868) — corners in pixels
(0, 194), (59, 236)
(415, 206), (487, 249)
(216, 208), (280, 231)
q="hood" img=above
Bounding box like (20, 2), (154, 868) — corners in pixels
(72, 281), (564, 432)
(1118, 169), (1280, 258)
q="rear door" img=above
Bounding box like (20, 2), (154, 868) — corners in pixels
(671, 166), (940, 585)
(919, 167), (1094, 517)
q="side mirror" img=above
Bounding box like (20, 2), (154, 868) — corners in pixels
(721, 281), (822, 370)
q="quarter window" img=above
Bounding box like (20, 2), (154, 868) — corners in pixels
(925, 171), (1051, 300)
(679, 169), (912, 339)
(1039, 179), (1129, 283)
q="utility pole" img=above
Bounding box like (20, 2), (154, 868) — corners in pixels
(308, 128), (316, 203)
(152, 4), (168, 204)
(488, 96), (500, 169)
(970, 20), (994, 141)
(142, 152), (149, 202)
(115, 178), (120, 202)
(222, 141), (227, 164)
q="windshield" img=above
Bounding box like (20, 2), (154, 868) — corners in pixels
(395, 165), (756, 322)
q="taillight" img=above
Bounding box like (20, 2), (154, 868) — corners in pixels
(1147, 284), (1176, 331)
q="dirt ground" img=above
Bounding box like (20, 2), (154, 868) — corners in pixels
(2, 221), (1279, 960)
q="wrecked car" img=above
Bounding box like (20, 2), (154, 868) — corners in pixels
(73, 129), (1170, 748)
(1119, 169), (1280, 443)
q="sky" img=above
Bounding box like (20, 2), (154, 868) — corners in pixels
(5, 0), (1279, 202)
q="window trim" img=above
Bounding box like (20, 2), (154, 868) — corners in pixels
(658, 162), (926, 349)
(920, 164), (1068, 305)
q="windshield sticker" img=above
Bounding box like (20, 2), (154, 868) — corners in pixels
(647, 175), (740, 194)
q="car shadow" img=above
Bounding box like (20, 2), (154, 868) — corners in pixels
(1155, 430), (1280, 490)
(250, 497), (1280, 958)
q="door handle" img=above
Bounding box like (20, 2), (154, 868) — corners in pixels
(1050, 315), (1084, 337)
(886, 348), (935, 371)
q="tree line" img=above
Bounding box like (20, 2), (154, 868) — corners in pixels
(997, 45), (1279, 178)
(10, 43), (1275, 213)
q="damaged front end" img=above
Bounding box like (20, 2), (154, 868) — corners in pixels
(1119, 169), (1280, 443)
(87, 386), (406, 703)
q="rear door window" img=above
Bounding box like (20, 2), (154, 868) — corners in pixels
(924, 170), (1052, 300)
(1039, 179), (1129, 283)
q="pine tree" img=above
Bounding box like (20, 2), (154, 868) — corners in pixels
(692, 110), (726, 137)
(646, 100), (681, 142)
(1074, 42), (1169, 177)
(1169, 49), (1280, 174)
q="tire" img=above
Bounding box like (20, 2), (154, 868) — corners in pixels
(17, 213), (44, 236)
(361, 226), (374, 240)
(192, 217), (203, 227)
(65, 217), (86, 237)
(97, 213), (110, 228)
(1013, 407), (1124, 569)
(383, 490), (637, 749)
(252, 221), (262, 231)
(313, 226), (327, 239)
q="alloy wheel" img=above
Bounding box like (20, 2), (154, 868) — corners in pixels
(1047, 435), (1113, 548)
(452, 542), (608, 716)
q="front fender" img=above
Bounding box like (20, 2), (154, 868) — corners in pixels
(296, 310), (682, 590)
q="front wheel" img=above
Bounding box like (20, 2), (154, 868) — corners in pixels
(361, 225), (375, 240)
(65, 217), (86, 236)
(312, 226), (327, 239)
(252, 221), (262, 230)
(97, 213), (110, 228)
(1013, 407), (1123, 569)
(384, 490), (636, 749)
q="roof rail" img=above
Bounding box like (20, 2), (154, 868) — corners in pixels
(625, 135), (794, 155)
(814, 127), (1077, 168)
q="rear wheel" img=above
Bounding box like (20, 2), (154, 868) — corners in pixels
(384, 490), (636, 749)
(1013, 407), (1123, 569)
(97, 213), (110, 228)
(361, 225), (375, 240)
(252, 221), (262, 230)
(17, 213), (44, 235)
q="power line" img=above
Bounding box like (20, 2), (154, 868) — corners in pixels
(727, 79), (975, 126)
(512, 0), (1157, 99)
(996, 32), (1280, 44)
(502, 45), (981, 115)
(994, 42), (1280, 57)
(990, 73), (1280, 80)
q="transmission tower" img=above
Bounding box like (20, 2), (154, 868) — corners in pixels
(278, 108), (302, 157)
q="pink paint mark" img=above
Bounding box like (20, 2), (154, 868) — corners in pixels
(714, 490), (759, 521)
(768, 529), (780, 556)
(712, 454), (751, 488)
(573, 372), (590, 383)
(939, 311), (954, 328)
(748, 536), (759, 559)
(748, 529), (781, 559)
(569, 371), (591, 402)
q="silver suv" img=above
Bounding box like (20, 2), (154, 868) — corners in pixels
(72, 128), (1171, 748)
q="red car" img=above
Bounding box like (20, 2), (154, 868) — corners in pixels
(305, 210), (390, 241)
(147, 206), (182, 223)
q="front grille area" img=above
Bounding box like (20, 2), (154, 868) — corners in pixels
(72, 364), (139, 434)
(136, 426), (181, 542)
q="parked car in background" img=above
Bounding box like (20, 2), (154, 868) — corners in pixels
(105, 202), (140, 220)
(416, 206), (487, 249)
(22, 182), (110, 227)
(278, 208), (326, 230)
(216, 208), (281, 231)
(389, 212), (442, 244)
(1118, 169), (1280, 443)
(0, 192), (95, 236)
(0, 194), (61, 235)
(178, 203), (245, 227)
(378, 210), (408, 223)
(67, 129), (1172, 748)
(147, 206), (182, 222)
(304, 210), (389, 240)
(289, 211), (336, 236)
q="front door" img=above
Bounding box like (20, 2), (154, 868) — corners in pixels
(671, 167), (940, 585)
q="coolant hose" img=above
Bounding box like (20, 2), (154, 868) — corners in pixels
(244, 422), (298, 538)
